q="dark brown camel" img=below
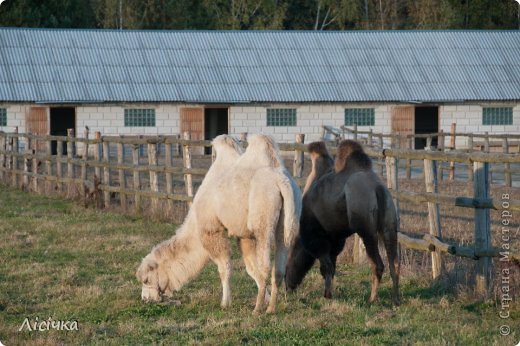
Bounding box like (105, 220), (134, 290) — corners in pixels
(285, 140), (400, 305)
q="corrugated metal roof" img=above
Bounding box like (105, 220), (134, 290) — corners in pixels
(0, 28), (519, 103)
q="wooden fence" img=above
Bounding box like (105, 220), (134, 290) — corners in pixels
(323, 124), (520, 187)
(0, 128), (519, 297)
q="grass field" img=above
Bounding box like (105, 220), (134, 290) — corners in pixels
(0, 186), (518, 345)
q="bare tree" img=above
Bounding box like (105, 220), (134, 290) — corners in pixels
(313, 0), (338, 30)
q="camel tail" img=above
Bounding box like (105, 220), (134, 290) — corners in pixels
(277, 173), (302, 247)
(375, 184), (387, 235)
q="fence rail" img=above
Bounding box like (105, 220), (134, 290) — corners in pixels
(1, 128), (518, 297)
(323, 124), (520, 187)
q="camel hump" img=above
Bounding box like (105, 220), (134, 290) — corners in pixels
(335, 140), (372, 173)
(246, 134), (283, 168)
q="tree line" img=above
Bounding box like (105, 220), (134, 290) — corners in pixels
(0, 0), (519, 30)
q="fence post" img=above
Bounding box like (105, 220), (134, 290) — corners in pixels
(484, 132), (490, 153)
(117, 136), (126, 211)
(6, 133), (12, 172)
(103, 138), (110, 208)
(406, 137), (413, 179)
(12, 127), (18, 187)
(438, 129), (445, 151)
(426, 136), (432, 149)
(368, 129), (373, 147)
(484, 132), (491, 183)
(293, 133), (305, 178)
(182, 132), (194, 206)
(94, 131), (101, 180)
(0, 133), (5, 181)
(93, 132), (102, 208)
(503, 138), (511, 187)
(353, 124), (358, 141)
(467, 134), (473, 152)
(437, 130), (444, 182)
(449, 123), (456, 180)
(353, 235), (367, 264)
(467, 135), (474, 182)
(81, 128), (89, 200)
(22, 133), (31, 191)
(164, 140), (174, 213)
(386, 155), (400, 227)
(132, 142), (142, 214)
(240, 132), (248, 149)
(31, 139), (38, 193)
(473, 161), (492, 297)
(56, 140), (63, 193)
(423, 151), (443, 279)
(46, 139), (52, 194)
(378, 135), (384, 176)
(148, 140), (159, 214)
(67, 129), (75, 198)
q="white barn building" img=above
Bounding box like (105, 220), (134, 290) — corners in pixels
(0, 28), (519, 150)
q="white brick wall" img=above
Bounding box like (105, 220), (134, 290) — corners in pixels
(0, 104), (30, 133)
(228, 103), (394, 143)
(1, 102), (519, 150)
(439, 103), (520, 148)
(76, 104), (181, 136)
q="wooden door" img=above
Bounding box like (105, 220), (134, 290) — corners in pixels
(180, 107), (204, 155)
(26, 107), (48, 152)
(391, 106), (414, 149)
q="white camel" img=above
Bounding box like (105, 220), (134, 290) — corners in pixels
(136, 134), (302, 313)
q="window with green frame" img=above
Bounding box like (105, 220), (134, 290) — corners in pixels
(0, 108), (6, 126)
(267, 108), (297, 126)
(344, 108), (375, 126)
(124, 109), (156, 127)
(482, 107), (513, 125)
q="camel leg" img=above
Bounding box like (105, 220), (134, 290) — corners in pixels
(320, 237), (346, 299)
(201, 230), (232, 308)
(266, 222), (287, 314)
(319, 254), (335, 299)
(383, 229), (401, 306)
(239, 238), (269, 298)
(251, 234), (271, 314)
(362, 233), (384, 303)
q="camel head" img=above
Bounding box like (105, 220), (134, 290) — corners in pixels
(136, 228), (210, 303)
(136, 254), (173, 302)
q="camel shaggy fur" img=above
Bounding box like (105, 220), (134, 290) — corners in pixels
(137, 134), (302, 313)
